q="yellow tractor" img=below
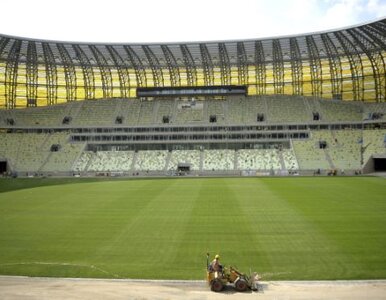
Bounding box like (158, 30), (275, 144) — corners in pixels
(206, 253), (259, 292)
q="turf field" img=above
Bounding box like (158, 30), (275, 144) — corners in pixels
(0, 177), (385, 280)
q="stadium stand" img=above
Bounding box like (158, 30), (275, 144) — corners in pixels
(167, 150), (201, 171)
(0, 19), (385, 176)
(202, 149), (235, 170)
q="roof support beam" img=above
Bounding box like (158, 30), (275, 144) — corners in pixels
(72, 45), (95, 99)
(334, 31), (364, 101)
(219, 43), (231, 85)
(123, 45), (147, 88)
(106, 46), (131, 98)
(4, 40), (21, 109)
(289, 38), (303, 95)
(272, 40), (284, 94)
(180, 45), (197, 86)
(56, 44), (77, 102)
(306, 36), (323, 97)
(161, 45), (180, 87)
(348, 28), (385, 102)
(321, 33), (343, 98)
(89, 45), (113, 98)
(199, 44), (214, 86)
(254, 41), (266, 95)
(26, 41), (38, 106)
(142, 45), (164, 87)
(237, 42), (248, 86)
(42, 42), (58, 105)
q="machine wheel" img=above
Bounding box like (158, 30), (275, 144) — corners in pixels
(210, 279), (224, 292)
(235, 278), (248, 292)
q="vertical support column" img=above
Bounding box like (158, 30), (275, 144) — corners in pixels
(42, 42), (58, 105)
(360, 25), (386, 102)
(334, 31), (364, 101)
(57, 43), (77, 102)
(26, 41), (38, 106)
(237, 42), (248, 85)
(218, 43), (231, 86)
(123, 45), (147, 88)
(180, 44), (197, 87)
(0, 38), (10, 108)
(72, 45), (95, 100)
(142, 45), (164, 87)
(306, 36), (323, 97)
(106, 45), (131, 98)
(321, 33), (343, 99)
(289, 37), (303, 95)
(161, 45), (180, 87)
(4, 40), (21, 109)
(254, 41), (266, 95)
(0, 37), (9, 56)
(199, 44), (214, 86)
(89, 45), (113, 98)
(349, 27), (385, 102)
(272, 39), (284, 94)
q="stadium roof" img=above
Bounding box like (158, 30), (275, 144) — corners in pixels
(0, 18), (385, 108)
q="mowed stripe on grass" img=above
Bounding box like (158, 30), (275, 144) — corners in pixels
(0, 177), (385, 280)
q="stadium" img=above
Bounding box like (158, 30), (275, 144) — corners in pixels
(0, 12), (386, 299)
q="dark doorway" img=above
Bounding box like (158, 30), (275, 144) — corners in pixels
(374, 158), (386, 172)
(0, 161), (7, 173)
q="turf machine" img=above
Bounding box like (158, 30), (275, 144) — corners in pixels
(206, 253), (259, 292)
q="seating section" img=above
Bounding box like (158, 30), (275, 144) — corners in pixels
(0, 132), (80, 173)
(292, 130), (363, 170)
(328, 130), (361, 170)
(0, 133), (50, 172)
(71, 99), (117, 126)
(134, 150), (168, 171)
(1, 96), (381, 127)
(156, 99), (175, 124)
(174, 100), (204, 124)
(318, 100), (363, 122)
(266, 96), (310, 123)
(237, 149), (281, 170)
(1, 96), (386, 175)
(202, 150), (234, 170)
(282, 148), (299, 171)
(86, 151), (134, 172)
(292, 134), (331, 170)
(167, 150), (200, 171)
(362, 129), (386, 163)
(41, 142), (85, 172)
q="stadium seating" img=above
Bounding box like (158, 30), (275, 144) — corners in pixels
(202, 149), (234, 170)
(237, 149), (281, 170)
(86, 151), (134, 172)
(318, 100), (363, 122)
(265, 96), (311, 123)
(167, 150), (201, 171)
(362, 129), (386, 163)
(1, 95), (385, 176)
(134, 150), (168, 171)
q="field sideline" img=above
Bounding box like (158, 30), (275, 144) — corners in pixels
(0, 177), (385, 280)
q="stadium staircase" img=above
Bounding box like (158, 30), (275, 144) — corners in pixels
(199, 151), (204, 171)
(130, 151), (138, 172)
(165, 151), (172, 171)
(234, 150), (239, 170)
(323, 149), (335, 170)
(278, 151), (286, 171)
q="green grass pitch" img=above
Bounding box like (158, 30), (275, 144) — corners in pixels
(0, 176), (385, 280)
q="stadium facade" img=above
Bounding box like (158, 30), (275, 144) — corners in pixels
(0, 18), (385, 109)
(0, 19), (386, 177)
